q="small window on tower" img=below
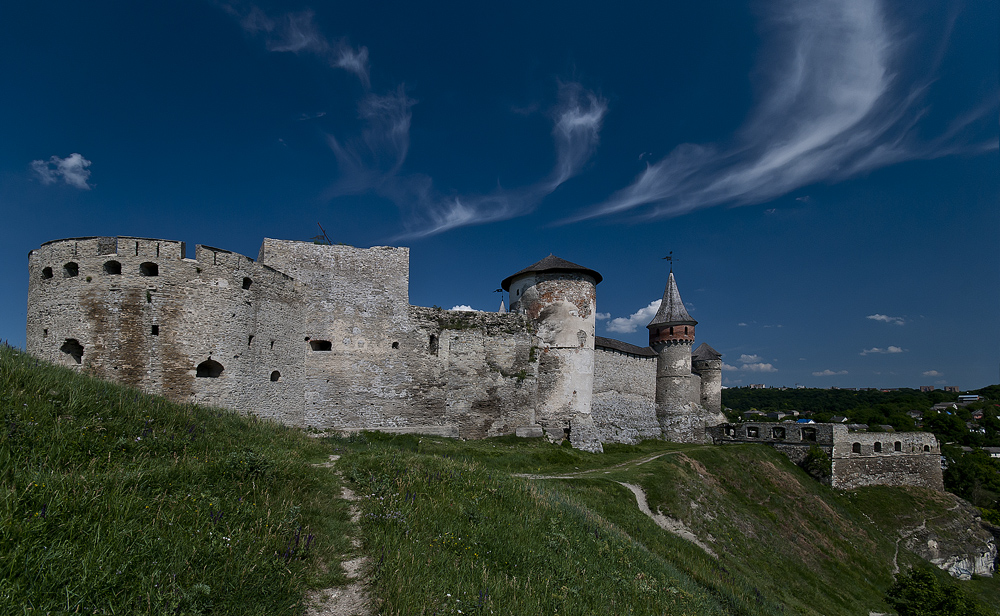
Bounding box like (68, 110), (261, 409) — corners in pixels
(309, 340), (332, 351)
(140, 262), (158, 276)
(874, 442), (882, 453)
(151, 325), (159, 336)
(242, 277), (252, 290)
(270, 370), (281, 382)
(104, 260), (122, 275)
(42, 267), (53, 279)
(63, 262), (79, 278)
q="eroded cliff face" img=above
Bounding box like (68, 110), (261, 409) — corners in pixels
(898, 496), (998, 580)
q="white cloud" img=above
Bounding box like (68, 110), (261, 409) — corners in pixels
(813, 369), (848, 377)
(450, 305), (479, 312)
(31, 153), (93, 189)
(233, 7), (370, 87)
(605, 300), (660, 334)
(739, 354), (763, 364)
(743, 363), (777, 373)
(860, 345), (905, 355)
(867, 314), (905, 326)
(563, 0), (997, 225)
(922, 370), (942, 377)
(595, 312), (610, 320)
(722, 363), (740, 372)
(737, 322), (747, 327)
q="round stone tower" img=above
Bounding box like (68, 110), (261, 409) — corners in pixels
(502, 255), (603, 452)
(646, 271), (703, 443)
(692, 342), (723, 416)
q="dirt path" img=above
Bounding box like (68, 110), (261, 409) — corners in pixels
(305, 455), (372, 616)
(514, 447), (718, 556)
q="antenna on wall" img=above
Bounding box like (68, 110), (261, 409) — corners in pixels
(311, 223), (333, 245)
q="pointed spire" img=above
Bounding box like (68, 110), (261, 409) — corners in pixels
(692, 342), (721, 361)
(647, 271), (697, 329)
(498, 298), (507, 313)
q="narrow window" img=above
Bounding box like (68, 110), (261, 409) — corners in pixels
(270, 340), (275, 350)
(60, 339), (84, 364)
(248, 334), (254, 347)
(242, 277), (252, 290)
(684, 326), (688, 335)
(392, 341), (399, 349)
(772, 427), (785, 440)
(894, 441), (902, 452)
(41, 267), (53, 279)
(135, 241), (139, 256)
(140, 262), (158, 276)
(270, 371), (281, 382)
(669, 326), (674, 335)
(103, 260), (122, 275)
(43, 328), (48, 338)
(874, 442), (882, 453)
(852, 442), (861, 454)
(309, 340), (332, 351)
(156, 243), (160, 257)
(801, 427), (817, 442)
(746, 426), (759, 438)
(196, 359), (224, 378)
(151, 325), (159, 336)
(63, 262), (79, 278)
(429, 334), (439, 355)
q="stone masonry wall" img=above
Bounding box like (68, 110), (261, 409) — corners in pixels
(27, 237), (303, 420)
(830, 431), (943, 490)
(591, 349), (658, 444)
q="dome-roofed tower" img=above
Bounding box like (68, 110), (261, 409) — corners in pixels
(646, 270), (704, 442)
(502, 255), (603, 452)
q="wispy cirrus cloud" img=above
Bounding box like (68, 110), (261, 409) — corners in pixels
(227, 5), (607, 239)
(860, 345), (904, 355)
(230, 6), (370, 87)
(565, 0), (998, 224)
(31, 153), (93, 189)
(867, 313), (905, 325)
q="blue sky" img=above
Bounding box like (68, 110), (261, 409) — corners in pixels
(1, 0), (996, 389)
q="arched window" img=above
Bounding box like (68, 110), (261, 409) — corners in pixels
(923, 445), (930, 452)
(103, 260), (122, 275)
(242, 277), (252, 290)
(309, 340), (332, 351)
(874, 442), (882, 453)
(41, 267), (53, 279)
(140, 262), (158, 276)
(60, 339), (84, 364)
(270, 371), (281, 382)
(196, 359), (224, 378)
(852, 442), (861, 454)
(63, 262), (79, 278)
(894, 441), (902, 452)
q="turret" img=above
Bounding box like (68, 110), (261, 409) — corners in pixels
(692, 342), (723, 415)
(502, 255), (603, 452)
(646, 271), (703, 442)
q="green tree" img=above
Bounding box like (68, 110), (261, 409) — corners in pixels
(885, 566), (985, 616)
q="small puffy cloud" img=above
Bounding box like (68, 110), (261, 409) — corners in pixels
(605, 300), (660, 334)
(739, 354), (763, 364)
(722, 363), (740, 372)
(31, 153), (92, 189)
(450, 305), (478, 312)
(743, 363), (777, 373)
(922, 370), (942, 377)
(867, 314), (905, 326)
(860, 345), (905, 355)
(595, 312), (610, 320)
(737, 322), (747, 327)
(813, 369), (848, 377)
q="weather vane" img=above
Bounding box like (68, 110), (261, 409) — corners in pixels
(662, 251), (677, 272)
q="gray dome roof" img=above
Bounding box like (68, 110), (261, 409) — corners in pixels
(501, 255), (602, 291)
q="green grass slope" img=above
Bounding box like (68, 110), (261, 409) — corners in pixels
(336, 434), (999, 616)
(0, 345), (351, 615)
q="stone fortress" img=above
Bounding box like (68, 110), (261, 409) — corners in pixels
(26, 235), (942, 489)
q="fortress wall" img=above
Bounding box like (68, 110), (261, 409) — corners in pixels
(707, 422), (842, 463)
(831, 432), (943, 490)
(27, 237), (303, 419)
(591, 349), (658, 443)
(257, 240), (414, 428)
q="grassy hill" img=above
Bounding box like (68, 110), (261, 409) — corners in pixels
(2, 343), (997, 615)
